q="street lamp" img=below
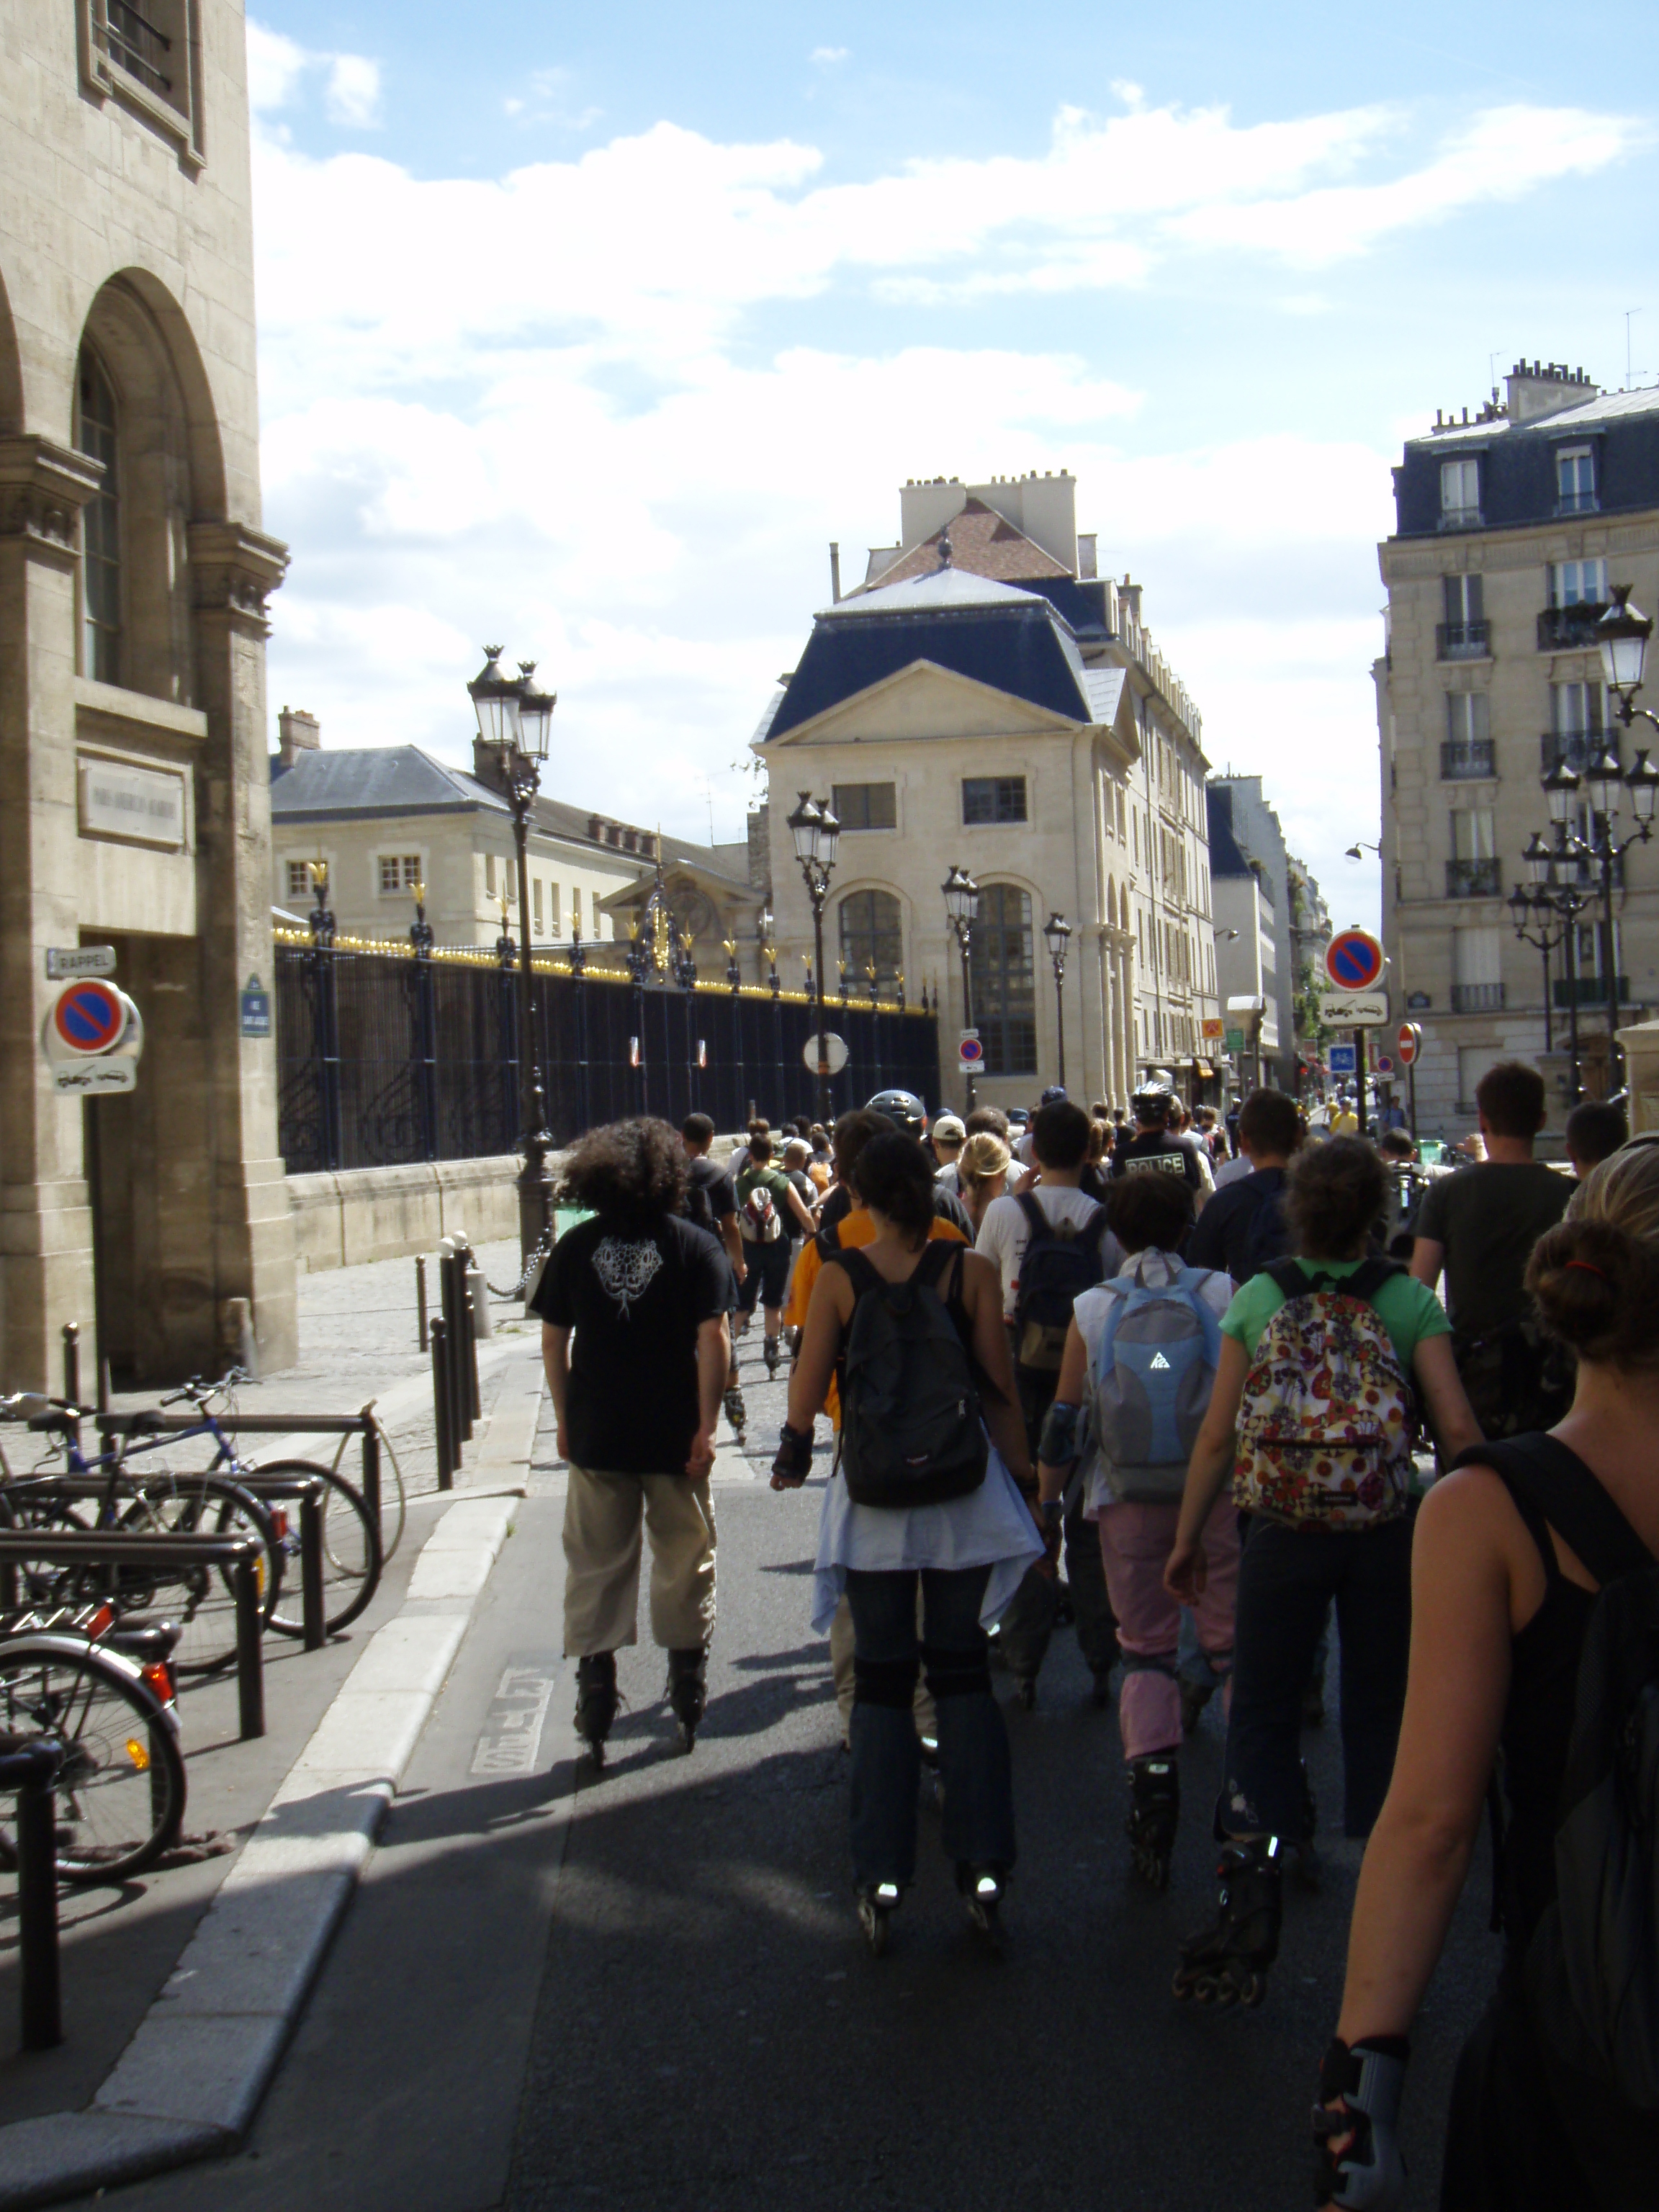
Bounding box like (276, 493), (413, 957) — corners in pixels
(467, 646), (556, 1266)
(1043, 911), (1072, 1090)
(787, 791), (840, 1124)
(942, 864), (981, 1108)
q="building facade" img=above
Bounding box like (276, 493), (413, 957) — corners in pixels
(1206, 778), (1298, 1090)
(760, 475), (1219, 1111)
(0, 1), (295, 1382)
(1377, 360), (1659, 1133)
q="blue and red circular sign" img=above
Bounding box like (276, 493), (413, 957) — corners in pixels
(1324, 929), (1385, 993)
(958, 1035), (985, 1067)
(52, 979), (128, 1056)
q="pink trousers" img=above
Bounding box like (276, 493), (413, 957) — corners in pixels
(1096, 1495), (1241, 1763)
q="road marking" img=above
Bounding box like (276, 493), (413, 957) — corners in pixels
(471, 1656), (562, 1775)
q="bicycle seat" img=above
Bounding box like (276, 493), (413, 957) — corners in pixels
(104, 1621), (183, 1664)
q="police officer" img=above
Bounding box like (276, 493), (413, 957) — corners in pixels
(1110, 1080), (1210, 1215)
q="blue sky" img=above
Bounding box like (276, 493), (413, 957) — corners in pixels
(247, 2), (1659, 917)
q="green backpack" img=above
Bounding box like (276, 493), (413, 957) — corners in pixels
(831, 1244), (987, 1509)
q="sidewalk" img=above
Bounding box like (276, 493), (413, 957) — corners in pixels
(0, 1244), (543, 2208)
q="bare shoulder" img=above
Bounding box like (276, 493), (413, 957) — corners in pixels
(1415, 1462), (1532, 1565)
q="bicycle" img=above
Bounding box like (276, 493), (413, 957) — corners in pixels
(0, 1596), (186, 1882)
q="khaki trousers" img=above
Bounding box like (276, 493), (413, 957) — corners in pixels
(830, 1591), (938, 1743)
(562, 1464), (716, 1657)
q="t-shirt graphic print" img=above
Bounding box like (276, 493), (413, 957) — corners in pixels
(592, 1236), (662, 1316)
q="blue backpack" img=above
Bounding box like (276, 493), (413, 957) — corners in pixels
(1085, 1258), (1223, 1503)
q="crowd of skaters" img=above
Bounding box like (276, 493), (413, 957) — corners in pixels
(533, 1061), (1658, 2211)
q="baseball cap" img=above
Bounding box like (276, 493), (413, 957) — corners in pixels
(1039, 1084), (1069, 1106)
(932, 1114), (966, 1144)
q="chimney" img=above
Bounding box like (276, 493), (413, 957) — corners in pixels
(829, 541), (841, 603)
(1504, 358), (1599, 425)
(1076, 532), (1098, 580)
(1119, 573), (1143, 623)
(277, 706), (320, 767)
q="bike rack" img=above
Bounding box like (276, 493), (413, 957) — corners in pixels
(0, 1530), (266, 1740)
(0, 1738), (65, 2052)
(93, 1408), (385, 1547)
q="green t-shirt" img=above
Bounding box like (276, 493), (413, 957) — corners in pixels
(735, 1165), (793, 1240)
(1221, 1259), (1451, 1375)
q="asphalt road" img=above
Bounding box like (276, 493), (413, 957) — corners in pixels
(79, 1329), (1495, 2212)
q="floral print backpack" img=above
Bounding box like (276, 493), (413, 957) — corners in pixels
(1234, 1259), (1416, 1530)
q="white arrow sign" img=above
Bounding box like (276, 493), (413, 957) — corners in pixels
(1318, 992), (1390, 1028)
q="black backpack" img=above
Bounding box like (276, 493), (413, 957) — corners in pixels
(830, 1243), (987, 1509)
(1012, 1193), (1110, 1376)
(1472, 1434), (1659, 2108)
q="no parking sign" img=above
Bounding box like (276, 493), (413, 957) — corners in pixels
(42, 978), (143, 1093)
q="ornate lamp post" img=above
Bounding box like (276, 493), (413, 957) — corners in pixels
(943, 863), (981, 1109)
(467, 647), (555, 1265)
(1043, 910), (1072, 1091)
(787, 792), (840, 1125)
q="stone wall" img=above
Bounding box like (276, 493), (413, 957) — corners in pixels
(287, 1157), (523, 1273)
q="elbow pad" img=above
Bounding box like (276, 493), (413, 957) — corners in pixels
(1038, 1399), (1084, 1469)
(773, 1422), (815, 1480)
(1313, 2038), (1408, 2210)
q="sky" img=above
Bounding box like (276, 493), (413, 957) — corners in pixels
(246, 1), (1659, 925)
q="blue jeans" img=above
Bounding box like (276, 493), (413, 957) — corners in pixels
(844, 1564), (1015, 1888)
(1222, 1515), (1413, 1841)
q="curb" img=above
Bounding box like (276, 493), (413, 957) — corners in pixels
(0, 1483), (525, 2209)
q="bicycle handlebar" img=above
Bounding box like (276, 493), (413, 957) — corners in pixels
(158, 1367), (260, 1411)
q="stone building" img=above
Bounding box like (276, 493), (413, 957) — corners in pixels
(758, 475), (1219, 1112)
(1205, 778), (1300, 1090)
(1377, 361), (1659, 1132)
(0, 1), (295, 1383)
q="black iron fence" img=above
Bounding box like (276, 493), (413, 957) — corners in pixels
(275, 939), (940, 1175)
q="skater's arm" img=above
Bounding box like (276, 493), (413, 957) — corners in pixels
(775, 1265), (853, 1475)
(1035, 1320), (1089, 1505)
(1333, 1468), (1514, 2046)
(783, 1180), (818, 1239)
(1410, 1332), (1483, 1462)
(962, 1251), (1035, 1488)
(542, 1323), (572, 1462)
(1164, 1334), (1249, 1601)
(1408, 1235), (1444, 1293)
(688, 1316), (728, 1478)
(720, 1216), (745, 1284)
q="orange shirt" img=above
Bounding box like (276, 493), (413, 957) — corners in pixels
(786, 1209), (968, 1428)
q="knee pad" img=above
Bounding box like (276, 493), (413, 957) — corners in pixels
(853, 1653), (918, 1710)
(1120, 1652), (1179, 1680)
(920, 1640), (992, 1701)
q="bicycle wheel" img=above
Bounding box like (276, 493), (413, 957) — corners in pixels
(0, 1635), (186, 1883)
(262, 1462), (383, 1637)
(114, 1475), (283, 1675)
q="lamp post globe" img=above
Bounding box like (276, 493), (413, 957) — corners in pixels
(788, 796), (839, 1123)
(467, 646), (523, 752)
(1598, 585), (1653, 709)
(1043, 911), (1071, 1091)
(942, 866), (981, 1108)
(1543, 760), (1579, 826)
(514, 661), (556, 762)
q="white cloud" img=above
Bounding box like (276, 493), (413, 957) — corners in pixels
(246, 16), (381, 128)
(810, 47), (848, 66)
(245, 20), (307, 112)
(325, 55), (382, 129)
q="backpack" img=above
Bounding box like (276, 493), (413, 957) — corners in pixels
(830, 1243), (987, 1509)
(1470, 1436), (1659, 2110)
(1238, 1174), (1291, 1282)
(739, 1173), (783, 1244)
(1233, 1259), (1414, 1529)
(1082, 1258), (1223, 1504)
(1012, 1194), (1110, 1376)
(683, 1160), (721, 1235)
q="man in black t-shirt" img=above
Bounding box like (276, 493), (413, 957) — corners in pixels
(1186, 1088), (1300, 1282)
(682, 1115), (748, 1438)
(534, 1118), (731, 1762)
(1110, 1082), (1209, 1218)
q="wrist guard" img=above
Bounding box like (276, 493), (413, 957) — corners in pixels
(772, 1423), (814, 1480)
(1313, 2038), (1408, 2210)
(1037, 1398), (1084, 1470)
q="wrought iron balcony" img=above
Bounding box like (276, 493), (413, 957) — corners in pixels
(1537, 603), (1609, 651)
(1553, 975), (1629, 1009)
(1540, 730), (1616, 775)
(1441, 739), (1495, 781)
(1437, 621), (1490, 660)
(1450, 981), (1505, 1013)
(1439, 506), (1483, 531)
(1556, 490), (1599, 517)
(1446, 858), (1503, 897)
(104, 1), (172, 96)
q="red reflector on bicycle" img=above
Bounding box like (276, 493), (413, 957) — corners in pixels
(141, 1661), (176, 1705)
(271, 1511), (288, 1541)
(87, 1603), (115, 1639)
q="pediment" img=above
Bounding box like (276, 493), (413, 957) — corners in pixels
(766, 660), (1082, 747)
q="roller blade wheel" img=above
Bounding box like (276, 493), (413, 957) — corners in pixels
(958, 1864), (1006, 1951)
(666, 1647), (708, 1753)
(857, 1881), (901, 1957)
(763, 1337), (781, 1378)
(574, 1653), (618, 1767)
(1172, 1842), (1282, 2009)
(721, 1385), (747, 1442)
(1179, 1676), (1215, 1738)
(1126, 1757), (1179, 1892)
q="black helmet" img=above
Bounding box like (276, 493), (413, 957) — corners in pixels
(866, 1089), (927, 1139)
(1131, 1078), (1174, 1124)
(1039, 1084), (1068, 1107)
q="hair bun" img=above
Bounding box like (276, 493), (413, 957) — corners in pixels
(1528, 1216), (1652, 1362)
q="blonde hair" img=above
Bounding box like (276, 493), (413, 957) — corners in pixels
(1528, 1137), (1659, 1368)
(958, 1132), (1011, 1190)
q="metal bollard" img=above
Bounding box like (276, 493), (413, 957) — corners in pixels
(359, 1409), (382, 1548)
(443, 1252), (473, 1445)
(235, 1556), (265, 1740)
(415, 1254), (428, 1354)
(301, 1490), (325, 1652)
(431, 1316), (454, 1491)
(62, 1321), (80, 1406)
(17, 1764), (63, 2051)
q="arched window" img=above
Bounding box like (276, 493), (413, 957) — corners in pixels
(76, 347), (121, 683)
(837, 889), (902, 991)
(970, 884), (1036, 1076)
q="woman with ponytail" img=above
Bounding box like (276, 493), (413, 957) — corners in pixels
(1313, 1138), (1659, 2210)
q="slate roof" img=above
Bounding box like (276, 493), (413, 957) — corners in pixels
(1394, 377), (1659, 537)
(846, 497), (1072, 593)
(766, 572), (1125, 745)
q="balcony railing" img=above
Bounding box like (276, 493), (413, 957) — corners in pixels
(103, 1), (173, 96)
(1446, 858), (1503, 897)
(1437, 621), (1491, 659)
(1556, 491), (1599, 517)
(1439, 506), (1483, 531)
(1537, 603), (1609, 651)
(1553, 975), (1630, 1009)
(1450, 981), (1505, 1013)
(1540, 730), (1615, 775)
(1441, 739), (1496, 781)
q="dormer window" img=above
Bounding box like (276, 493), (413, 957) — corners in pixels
(1555, 445), (1596, 515)
(1439, 457), (1481, 529)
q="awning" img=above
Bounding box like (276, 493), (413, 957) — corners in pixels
(1195, 1060), (1215, 1078)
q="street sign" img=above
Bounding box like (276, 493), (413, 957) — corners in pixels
(52, 1061), (136, 1095)
(1317, 992), (1389, 1027)
(1398, 1022), (1421, 1067)
(1324, 929), (1385, 994)
(1328, 1043), (1359, 1075)
(1375, 1055), (1395, 1075)
(1223, 1028), (1245, 1053)
(1200, 1017), (1225, 1042)
(801, 1030), (849, 1076)
(240, 974), (271, 1038)
(1406, 991), (1431, 1012)
(45, 945), (116, 981)
(958, 1035), (985, 1069)
(50, 979), (129, 1057)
